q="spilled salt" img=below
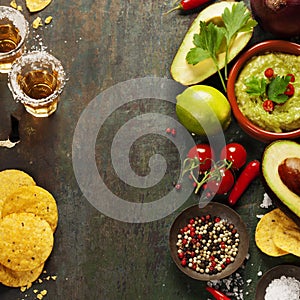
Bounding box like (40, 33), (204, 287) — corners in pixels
(260, 193), (273, 208)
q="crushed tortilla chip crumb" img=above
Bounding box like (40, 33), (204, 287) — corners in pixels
(41, 290), (47, 296)
(38, 278), (43, 283)
(17, 5), (23, 11)
(32, 17), (43, 29)
(33, 289), (39, 293)
(37, 294), (43, 300)
(10, 0), (17, 9)
(45, 16), (52, 24)
(26, 0), (52, 12)
(51, 275), (57, 280)
(20, 286), (27, 292)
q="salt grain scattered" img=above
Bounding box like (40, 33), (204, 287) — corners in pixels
(260, 193), (273, 208)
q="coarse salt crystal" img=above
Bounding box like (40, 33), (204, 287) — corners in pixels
(260, 193), (273, 208)
(265, 276), (300, 300)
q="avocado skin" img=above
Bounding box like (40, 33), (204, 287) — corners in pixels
(261, 140), (300, 228)
(262, 176), (300, 228)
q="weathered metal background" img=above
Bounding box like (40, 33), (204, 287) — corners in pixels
(0, 0), (299, 299)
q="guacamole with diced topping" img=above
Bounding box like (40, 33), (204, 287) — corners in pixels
(235, 53), (300, 132)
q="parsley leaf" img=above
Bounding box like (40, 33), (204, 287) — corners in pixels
(222, 2), (258, 79)
(268, 76), (291, 103)
(185, 2), (257, 92)
(186, 21), (226, 90)
(245, 76), (267, 97)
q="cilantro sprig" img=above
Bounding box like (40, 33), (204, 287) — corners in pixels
(186, 21), (226, 89)
(245, 74), (292, 104)
(268, 75), (291, 103)
(245, 77), (267, 98)
(186, 2), (257, 92)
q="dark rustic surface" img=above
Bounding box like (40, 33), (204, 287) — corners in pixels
(0, 1), (299, 299)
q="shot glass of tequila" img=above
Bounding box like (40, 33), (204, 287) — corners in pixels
(0, 6), (29, 73)
(8, 51), (66, 117)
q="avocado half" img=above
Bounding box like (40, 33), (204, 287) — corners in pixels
(170, 1), (254, 86)
(262, 140), (300, 226)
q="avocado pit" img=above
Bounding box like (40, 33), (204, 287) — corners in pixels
(278, 157), (300, 196)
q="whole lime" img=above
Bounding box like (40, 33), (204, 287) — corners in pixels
(176, 85), (231, 136)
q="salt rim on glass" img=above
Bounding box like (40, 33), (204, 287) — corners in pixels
(7, 50), (66, 107)
(0, 6), (29, 60)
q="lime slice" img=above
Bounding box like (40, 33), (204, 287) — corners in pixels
(176, 85), (231, 136)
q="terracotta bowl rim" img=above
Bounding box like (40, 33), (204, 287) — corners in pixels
(227, 40), (300, 142)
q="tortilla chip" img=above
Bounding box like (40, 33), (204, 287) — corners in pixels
(0, 263), (44, 287)
(273, 221), (300, 257)
(0, 213), (53, 272)
(26, 0), (51, 12)
(0, 169), (36, 218)
(2, 185), (58, 232)
(255, 208), (289, 256)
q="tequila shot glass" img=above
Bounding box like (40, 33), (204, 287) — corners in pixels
(8, 51), (66, 117)
(0, 6), (29, 73)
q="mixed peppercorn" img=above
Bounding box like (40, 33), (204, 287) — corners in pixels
(176, 214), (239, 275)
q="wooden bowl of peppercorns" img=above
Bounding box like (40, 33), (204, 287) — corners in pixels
(169, 202), (249, 280)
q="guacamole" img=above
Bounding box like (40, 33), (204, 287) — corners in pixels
(235, 53), (300, 132)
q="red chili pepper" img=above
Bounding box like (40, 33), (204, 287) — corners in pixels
(206, 286), (231, 300)
(287, 73), (295, 83)
(228, 160), (261, 206)
(164, 0), (211, 15)
(284, 83), (295, 96)
(264, 68), (274, 78)
(262, 99), (274, 112)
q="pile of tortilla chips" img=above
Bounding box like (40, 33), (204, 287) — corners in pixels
(0, 169), (58, 288)
(255, 208), (300, 257)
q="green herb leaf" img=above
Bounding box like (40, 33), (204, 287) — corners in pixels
(245, 76), (267, 97)
(186, 22), (225, 64)
(186, 21), (226, 90)
(185, 2), (257, 92)
(222, 2), (257, 79)
(268, 76), (291, 103)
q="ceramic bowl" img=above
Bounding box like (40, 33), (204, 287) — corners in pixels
(169, 202), (249, 281)
(255, 264), (300, 300)
(227, 40), (300, 142)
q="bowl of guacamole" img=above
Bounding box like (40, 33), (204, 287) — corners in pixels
(227, 40), (300, 142)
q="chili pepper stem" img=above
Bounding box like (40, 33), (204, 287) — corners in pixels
(163, 4), (182, 15)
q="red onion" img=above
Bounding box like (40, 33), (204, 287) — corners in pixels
(250, 0), (300, 38)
